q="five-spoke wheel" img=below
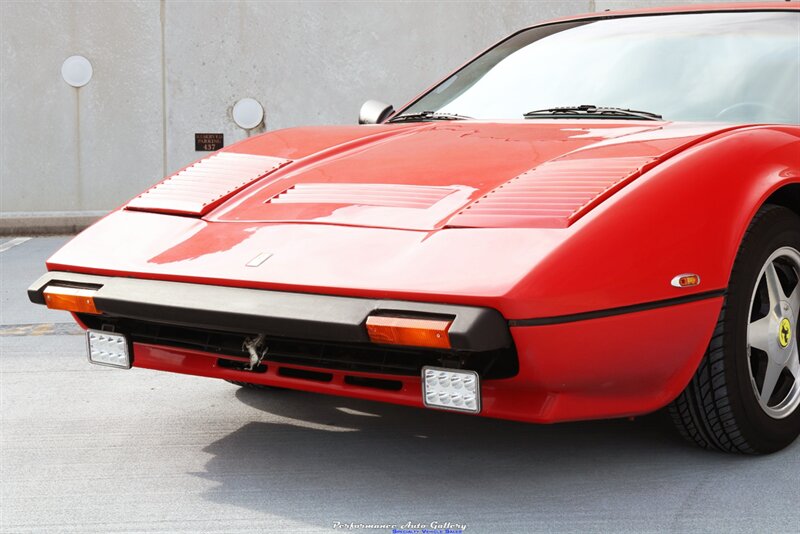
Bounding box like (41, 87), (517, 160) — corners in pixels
(670, 205), (800, 453)
(746, 247), (800, 418)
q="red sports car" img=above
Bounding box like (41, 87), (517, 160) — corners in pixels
(29, 3), (800, 453)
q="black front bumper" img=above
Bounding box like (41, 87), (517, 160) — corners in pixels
(28, 271), (513, 352)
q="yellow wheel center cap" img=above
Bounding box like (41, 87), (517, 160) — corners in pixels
(779, 318), (792, 348)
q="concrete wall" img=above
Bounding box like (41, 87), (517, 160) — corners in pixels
(0, 0), (754, 232)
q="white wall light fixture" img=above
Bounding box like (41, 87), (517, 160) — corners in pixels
(232, 98), (264, 130)
(61, 55), (93, 88)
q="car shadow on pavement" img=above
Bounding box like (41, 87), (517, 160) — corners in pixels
(191, 386), (758, 531)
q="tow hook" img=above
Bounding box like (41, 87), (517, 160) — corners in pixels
(242, 334), (268, 370)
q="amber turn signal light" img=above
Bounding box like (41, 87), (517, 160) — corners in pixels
(43, 286), (100, 314)
(366, 315), (453, 349)
(671, 273), (701, 288)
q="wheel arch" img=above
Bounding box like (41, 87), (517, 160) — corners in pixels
(667, 128), (800, 399)
(762, 182), (800, 221)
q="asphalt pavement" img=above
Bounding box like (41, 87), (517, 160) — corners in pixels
(2, 236), (799, 533)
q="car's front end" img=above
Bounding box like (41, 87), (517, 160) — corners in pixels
(25, 118), (755, 423)
(28, 4), (800, 450)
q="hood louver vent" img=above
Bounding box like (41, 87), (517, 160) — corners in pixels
(265, 183), (458, 209)
(446, 156), (656, 229)
(127, 152), (290, 217)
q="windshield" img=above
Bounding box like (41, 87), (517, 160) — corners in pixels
(399, 12), (800, 124)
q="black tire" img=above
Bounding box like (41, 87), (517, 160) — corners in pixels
(225, 380), (281, 390)
(669, 204), (800, 453)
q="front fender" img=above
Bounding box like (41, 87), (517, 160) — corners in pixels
(504, 125), (799, 418)
(510, 125), (800, 321)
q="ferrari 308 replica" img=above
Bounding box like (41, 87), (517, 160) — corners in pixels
(29, 3), (800, 453)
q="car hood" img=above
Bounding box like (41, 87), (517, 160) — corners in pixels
(129, 121), (735, 231)
(49, 120), (744, 317)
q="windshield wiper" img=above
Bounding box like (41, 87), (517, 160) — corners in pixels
(523, 104), (662, 121)
(388, 110), (474, 123)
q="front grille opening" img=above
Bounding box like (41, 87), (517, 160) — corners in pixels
(278, 367), (333, 382)
(217, 358), (267, 374)
(344, 375), (403, 391)
(77, 315), (519, 379)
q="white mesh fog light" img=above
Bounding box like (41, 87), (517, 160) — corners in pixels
(86, 330), (130, 369)
(422, 367), (480, 413)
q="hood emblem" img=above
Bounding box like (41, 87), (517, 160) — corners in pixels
(246, 252), (273, 267)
